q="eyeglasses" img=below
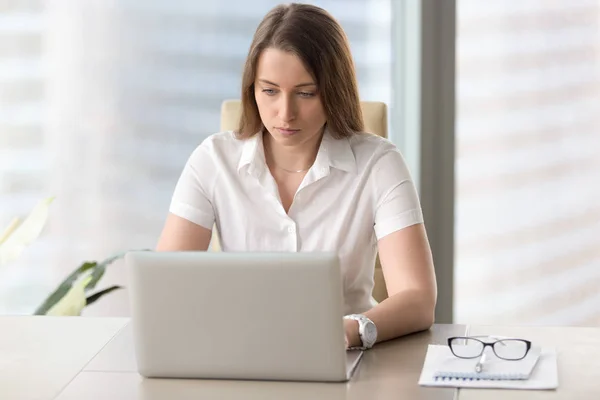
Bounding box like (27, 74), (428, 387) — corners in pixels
(447, 336), (532, 361)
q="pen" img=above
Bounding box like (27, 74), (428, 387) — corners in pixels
(475, 352), (487, 373)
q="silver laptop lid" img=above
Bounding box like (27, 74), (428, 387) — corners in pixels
(125, 251), (350, 382)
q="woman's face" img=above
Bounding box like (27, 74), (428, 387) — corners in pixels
(254, 48), (327, 148)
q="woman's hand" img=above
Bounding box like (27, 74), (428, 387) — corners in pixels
(344, 318), (361, 349)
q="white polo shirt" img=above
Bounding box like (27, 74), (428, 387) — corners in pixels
(169, 129), (424, 314)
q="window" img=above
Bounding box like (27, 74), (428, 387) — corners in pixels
(454, 0), (600, 325)
(0, 0), (393, 315)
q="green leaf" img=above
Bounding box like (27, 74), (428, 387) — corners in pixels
(98, 250), (130, 267)
(34, 249), (149, 315)
(84, 250), (131, 291)
(46, 275), (92, 316)
(63, 261), (98, 286)
(85, 285), (123, 306)
(34, 261), (97, 315)
(85, 263), (106, 292)
(34, 250), (142, 315)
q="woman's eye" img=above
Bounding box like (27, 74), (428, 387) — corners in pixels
(298, 92), (315, 98)
(262, 89), (277, 95)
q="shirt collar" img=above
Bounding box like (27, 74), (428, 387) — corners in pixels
(237, 130), (265, 177)
(319, 127), (357, 174)
(237, 127), (357, 176)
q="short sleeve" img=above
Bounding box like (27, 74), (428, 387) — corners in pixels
(372, 146), (424, 240)
(169, 144), (217, 230)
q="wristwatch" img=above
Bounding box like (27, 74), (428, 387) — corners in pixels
(344, 314), (378, 350)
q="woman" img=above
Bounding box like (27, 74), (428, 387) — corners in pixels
(157, 3), (437, 349)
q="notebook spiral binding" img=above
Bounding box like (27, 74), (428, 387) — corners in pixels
(434, 372), (529, 381)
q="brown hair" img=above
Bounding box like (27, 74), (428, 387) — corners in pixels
(236, 3), (364, 139)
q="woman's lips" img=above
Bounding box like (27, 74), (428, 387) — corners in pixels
(276, 128), (300, 136)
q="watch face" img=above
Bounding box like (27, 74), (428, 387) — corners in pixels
(363, 321), (377, 344)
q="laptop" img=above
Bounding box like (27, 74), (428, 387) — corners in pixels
(124, 251), (363, 382)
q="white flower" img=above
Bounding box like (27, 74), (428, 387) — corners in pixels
(0, 197), (55, 266)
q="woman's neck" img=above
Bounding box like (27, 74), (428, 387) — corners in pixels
(263, 130), (323, 173)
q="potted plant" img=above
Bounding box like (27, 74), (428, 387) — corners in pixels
(0, 197), (132, 316)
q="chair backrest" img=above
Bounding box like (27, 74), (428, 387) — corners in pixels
(215, 99), (389, 303)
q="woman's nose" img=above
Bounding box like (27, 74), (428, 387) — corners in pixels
(279, 97), (296, 122)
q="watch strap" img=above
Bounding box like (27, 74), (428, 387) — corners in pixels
(344, 314), (376, 350)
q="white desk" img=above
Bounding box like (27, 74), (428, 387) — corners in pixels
(0, 316), (128, 400)
(458, 324), (600, 400)
(2, 317), (461, 400)
(2, 316), (600, 399)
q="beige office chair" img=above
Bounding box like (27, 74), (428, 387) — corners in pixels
(214, 99), (389, 303)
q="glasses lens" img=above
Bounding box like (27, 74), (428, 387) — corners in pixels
(450, 338), (484, 358)
(494, 339), (528, 360)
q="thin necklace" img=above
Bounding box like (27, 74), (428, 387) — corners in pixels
(265, 147), (311, 173)
(274, 164), (310, 173)
(264, 137), (311, 173)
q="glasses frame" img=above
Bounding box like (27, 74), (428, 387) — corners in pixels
(447, 336), (532, 361)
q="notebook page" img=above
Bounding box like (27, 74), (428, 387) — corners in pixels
(418, 345), (559, 390)
(433, 345), (541, 380)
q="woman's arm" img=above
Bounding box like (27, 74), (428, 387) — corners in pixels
(156, 213), (212, 252)
(345, 223), (437, 347)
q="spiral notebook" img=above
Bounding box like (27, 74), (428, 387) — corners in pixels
(418, 344), (559, 390)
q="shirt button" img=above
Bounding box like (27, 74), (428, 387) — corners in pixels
(287, 226), (295, 233)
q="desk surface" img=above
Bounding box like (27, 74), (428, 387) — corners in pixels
(66, 322), (463, 400)
(0, 316), (128, 400)
(2, 316), (600, 399)
(458, 324), (600, 400)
